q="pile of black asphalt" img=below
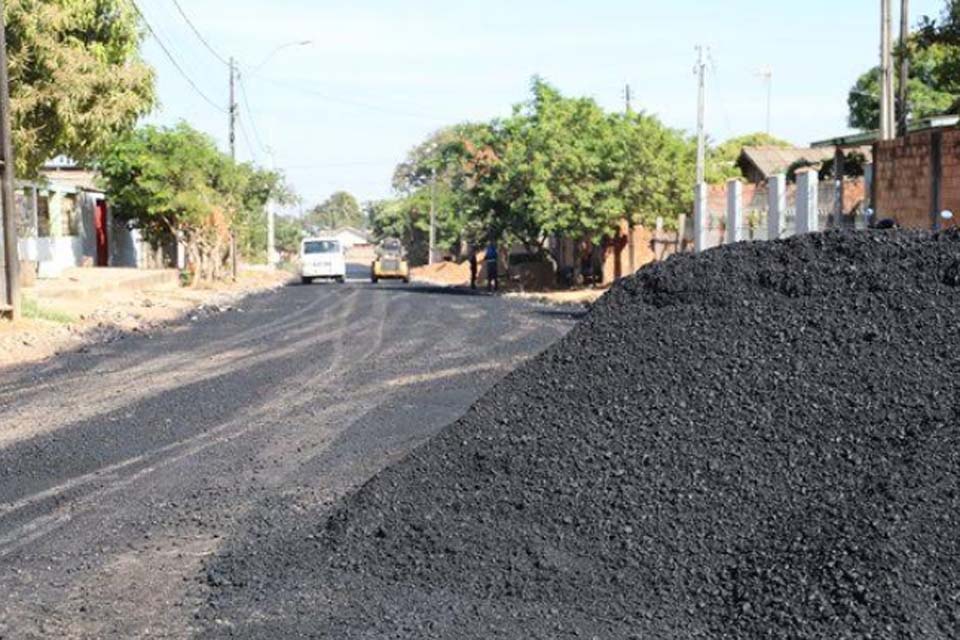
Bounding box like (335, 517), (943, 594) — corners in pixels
(205, 231), (960, 639)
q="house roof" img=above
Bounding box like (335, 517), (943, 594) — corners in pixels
(810, 114), (960, 148)
(738, 145), (873, 179)
(738, 146), (837, 179)
(331, 226), (371, 241)
(40, 166), (102, 193)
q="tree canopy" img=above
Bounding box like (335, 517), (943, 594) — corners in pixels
(847, 1), (960, 130)
(98, 123), (289, 281)
(5, 0), (156, 176)
(307, 191), (364, 230)
(369, 78), (700, 264)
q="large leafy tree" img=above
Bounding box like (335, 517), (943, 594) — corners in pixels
(845, 1), (960, 130)
(5, 0), (156, 175)
(98, 123), (287, 282)
(847, 43), (957, 130)
(380, 79), (701, 266)
(307, 191), (363, 230)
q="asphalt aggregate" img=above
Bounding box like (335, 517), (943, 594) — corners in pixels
(0, 277), (576, 637)
(205, 231), (960, 639)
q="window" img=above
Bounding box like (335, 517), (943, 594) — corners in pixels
(61, 195), (79, 236)
(37, 194), (50, 237)
(302, 240), (340, 255)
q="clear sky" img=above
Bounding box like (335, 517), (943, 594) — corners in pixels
(137, 0), (946, 211)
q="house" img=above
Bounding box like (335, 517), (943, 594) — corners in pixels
(736, 146), (854, 183)
(328, 226), (371, 250)
(16, 160), (168, 278)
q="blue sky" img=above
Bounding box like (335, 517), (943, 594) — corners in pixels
(138, 0), (945, 210)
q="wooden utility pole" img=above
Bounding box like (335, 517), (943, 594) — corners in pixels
(0, 1), (20, 320)
(897, 0), (910, 137)
(694, 46), (706, 185)
(880, 0), (895, 141)
(228, 57), (238, 280)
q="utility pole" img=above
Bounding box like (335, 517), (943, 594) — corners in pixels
(880, 0), (895, 140)
(694, 46), (707, 185)
(624, 84), (632, 114)
(758, 67), (772, 135)
(429, 166), (437, 265)
(266, 147), (277, 265)
(228, 57), (238, 279)
(897, 0), (910, 137)
(0, 1), (19, 320)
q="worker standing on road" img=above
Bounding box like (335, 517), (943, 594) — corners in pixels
(485, 241), (499, 292)
(469, 246), (478, 290)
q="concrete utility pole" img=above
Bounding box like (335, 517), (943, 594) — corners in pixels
(694, 46), (707, 185)
(228, 57), (238, 279)
(880, 0), (896, 141)
(897, 0), (910, 137)
(266, 147), (277, 265)
(0, 1), (20, 320)
(758, 67), (772, 135)
(429, 166), (437, 265)
(624, 84), (632, 114)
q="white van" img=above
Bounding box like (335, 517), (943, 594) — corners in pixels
(300, 237), (346, 284)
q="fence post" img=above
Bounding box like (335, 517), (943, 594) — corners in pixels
(767, 173), (785, 240)
(796, 168), (818, 234)
(726, 179), (742, 243)
(694, 182), (708, 252)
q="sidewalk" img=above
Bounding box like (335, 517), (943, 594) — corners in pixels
(31, 267), (180, 300)
(1, 267), (291, 369)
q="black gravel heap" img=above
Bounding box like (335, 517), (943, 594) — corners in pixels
(216, 231), (960, 638)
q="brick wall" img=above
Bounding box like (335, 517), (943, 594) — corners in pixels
(940, 130), (960, 224)
(874, 133), (934, 228)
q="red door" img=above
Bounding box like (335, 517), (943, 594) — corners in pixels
(94, 200), (108, 266)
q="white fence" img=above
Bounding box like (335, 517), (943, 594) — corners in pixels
(694, 169), (871, 253)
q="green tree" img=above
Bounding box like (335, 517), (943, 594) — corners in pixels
(5, 0), (156, 175)
(98, 123), (287, 282)
(845, 0), (960, 131)
(307, 191), (363, 230)
(274, 215), (306, 256)
(847, 43), (957, 130)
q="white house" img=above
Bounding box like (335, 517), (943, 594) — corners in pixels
(16, 162), (167, 278)
(328, 226), (371, 249)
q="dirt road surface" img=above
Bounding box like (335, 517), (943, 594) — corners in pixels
(0, 275), (579, 638)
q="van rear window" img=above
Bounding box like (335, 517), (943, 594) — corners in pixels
(303, 240), (339, 254)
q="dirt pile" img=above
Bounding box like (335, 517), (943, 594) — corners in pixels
(411, 260), (472, 286)
(209, 231), (960, 638)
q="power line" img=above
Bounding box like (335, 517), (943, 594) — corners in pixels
(237, 116), (259, 163)
(259, 76), (448, 122)
(170, 0), (230, 66)
(238, 76), (267, 155)
(128, 0), (225, 113)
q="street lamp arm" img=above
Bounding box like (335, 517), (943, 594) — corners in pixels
(248, 40), (313, 76)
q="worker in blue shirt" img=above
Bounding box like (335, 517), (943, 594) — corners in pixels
(484, 242), (499, 292)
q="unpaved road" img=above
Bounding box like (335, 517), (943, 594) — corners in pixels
(0, 276), (578, 638)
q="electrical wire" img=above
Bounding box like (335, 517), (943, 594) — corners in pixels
(128, 0), (226, 113)
(237, 116), (259, 163)
(170, 0), (230, 66)
(238, 76), (268, 155)
(258, 76), (448, 122)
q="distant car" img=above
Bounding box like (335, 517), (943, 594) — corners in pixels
(300, 237), (346, 284)
(371, 237), (409, 283)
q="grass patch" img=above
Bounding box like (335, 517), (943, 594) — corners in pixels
(22, 297), (76, 324)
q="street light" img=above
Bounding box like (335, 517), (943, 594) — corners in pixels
(243, 40), (311, 266)
(249, 40), (313, 76)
